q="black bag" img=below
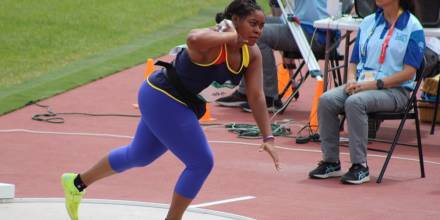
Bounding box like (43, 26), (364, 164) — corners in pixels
(354, 0), (376, 18)
(423, 47), (440, 78)
(155, 61), (206, 119)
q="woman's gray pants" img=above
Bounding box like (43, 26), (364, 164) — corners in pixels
(318, 85), (409, 164)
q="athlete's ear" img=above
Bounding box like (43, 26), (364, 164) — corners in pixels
(231, 15), (239, 28)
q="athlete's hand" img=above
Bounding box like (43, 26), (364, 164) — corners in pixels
(217, 19), (248, 45)
(216, 19), (235, 33)
(259, 141), (280, 171)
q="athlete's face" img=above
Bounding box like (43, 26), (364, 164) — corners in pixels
(235, 10), (265, 46)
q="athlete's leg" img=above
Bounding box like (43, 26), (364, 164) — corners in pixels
(141, 84), (214, 220)
(80, 118), (168, 186)
(62, 82), (168, 220)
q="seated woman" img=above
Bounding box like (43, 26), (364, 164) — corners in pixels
(309, 0), (425, 184)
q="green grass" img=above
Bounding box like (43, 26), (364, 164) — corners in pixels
(0, 0), (271, 115)
(0, 0), (230, 115)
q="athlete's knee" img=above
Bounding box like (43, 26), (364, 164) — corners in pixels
(108, 146), (131, 172)
(109, 144), (161, 172)
(189, 155), (214, 177)
(130, 154), (153, 168)
(128, 147), (163, 168)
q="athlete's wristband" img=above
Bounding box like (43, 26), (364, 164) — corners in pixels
(263, 135), (275, 143)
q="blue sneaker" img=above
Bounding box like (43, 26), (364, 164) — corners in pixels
(309, 161), (343, 179)
(340, 164), (370, 184)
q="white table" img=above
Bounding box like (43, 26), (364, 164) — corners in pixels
(314, 16), (440, 36)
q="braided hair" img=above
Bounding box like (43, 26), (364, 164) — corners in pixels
(215, 0), (262, 24)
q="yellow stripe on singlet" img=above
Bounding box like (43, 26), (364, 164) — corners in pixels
(146, 78), (187, 106)
(242, 44), (250, 68)
(193, 44), (250, 74)
(193, 45), (225, 67)
(226, 44), (250, 74)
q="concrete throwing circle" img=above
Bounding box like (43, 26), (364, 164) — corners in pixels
(0, 198), (255, 220)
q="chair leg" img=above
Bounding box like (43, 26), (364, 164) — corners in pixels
(414, 103), (426, 178)
(430, 84), (440, 134)
(339, 114), (345, 131)
(335, 58), (342, 86)
(377, 117), (408, 183)
(278, 61), (305, 100)
(330, 59), (339, 88)
(278, 71), (310, 113)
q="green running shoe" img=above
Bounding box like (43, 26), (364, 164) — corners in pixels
(61, 173), (85, 220)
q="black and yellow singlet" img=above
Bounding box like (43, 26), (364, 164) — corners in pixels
(147, 44), (250, 105)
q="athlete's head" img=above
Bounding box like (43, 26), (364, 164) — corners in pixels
(216, 0), (265, 46)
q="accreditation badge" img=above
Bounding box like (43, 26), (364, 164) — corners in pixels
(363, 71), (376, 81)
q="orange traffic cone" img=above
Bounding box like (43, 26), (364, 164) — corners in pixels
(134, 58), (155, 110)
(200, 103), (215, 122)
(309, 79), (324, 132)
(144, 58), (155, 79)
(277, 64), (292, 99)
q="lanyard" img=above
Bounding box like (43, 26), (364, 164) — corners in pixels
(361, 14), (381, 63)
(378, 14), (400, 64)
(361, 10), (402, 65)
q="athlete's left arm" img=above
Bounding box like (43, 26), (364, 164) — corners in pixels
(244, 45), (280, 171)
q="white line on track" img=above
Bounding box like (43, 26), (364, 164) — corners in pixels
(1, 128), (440, 165)
(190, 196), (256, 208)
(0, 128), (133, 139)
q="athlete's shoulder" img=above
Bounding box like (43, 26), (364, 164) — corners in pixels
(247, 44), (261, 58)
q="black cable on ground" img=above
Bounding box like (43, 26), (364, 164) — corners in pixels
(225, 121), (293, 139)
(295, 123), (320, 144)
(31, 103), (140, 124)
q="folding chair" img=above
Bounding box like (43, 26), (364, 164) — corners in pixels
(364, 61), (427, 183)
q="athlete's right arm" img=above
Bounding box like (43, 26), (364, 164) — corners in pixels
(188, 29), (235, 49)
(186, 21), (238, 62)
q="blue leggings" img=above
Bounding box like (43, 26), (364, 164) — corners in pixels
(109, 82), (214, 199)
